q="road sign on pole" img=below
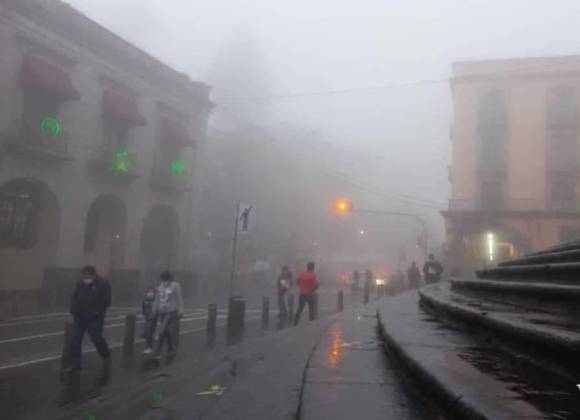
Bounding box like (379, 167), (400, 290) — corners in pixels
(229, 203), (254, 296)
(237, 204), (253, 234)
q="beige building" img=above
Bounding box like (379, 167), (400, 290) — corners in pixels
(444, 56), (580, 274)
(0, 0), (212, 317)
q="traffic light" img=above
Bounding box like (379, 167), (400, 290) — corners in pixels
(334, 198), (353, 215)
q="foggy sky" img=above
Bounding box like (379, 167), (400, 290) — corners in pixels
(66, 0), (580, 243)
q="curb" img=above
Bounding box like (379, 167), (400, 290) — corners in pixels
(376, 305), (486, 420)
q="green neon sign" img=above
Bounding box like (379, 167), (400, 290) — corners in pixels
(40, 117), (62, 138)
(115, 149), (132, 174)
(152, 391), (162, 408)
(171, 159), (186, 176)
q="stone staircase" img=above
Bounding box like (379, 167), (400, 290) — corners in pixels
(377, 242), (580, 419)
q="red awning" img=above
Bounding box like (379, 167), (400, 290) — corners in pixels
(20, 55), (81, 101)
(160, 117), (193, 146)
(102, 90), (147, 127)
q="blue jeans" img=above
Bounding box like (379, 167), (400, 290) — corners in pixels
(143, 317), (157, 349)
(154, 311), (178, 355)
(278, 291), (288, 320)
(69, 315), (110, 370)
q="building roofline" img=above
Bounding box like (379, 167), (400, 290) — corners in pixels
(453, 54), (580, 68)
(5, 0), (211, 103)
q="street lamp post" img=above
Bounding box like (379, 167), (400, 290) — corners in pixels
(333, 199), (428, 261)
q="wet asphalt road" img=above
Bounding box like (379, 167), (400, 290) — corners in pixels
(1, 291), (355, 420)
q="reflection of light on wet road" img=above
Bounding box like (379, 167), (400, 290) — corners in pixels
(327, 330), (343, 368)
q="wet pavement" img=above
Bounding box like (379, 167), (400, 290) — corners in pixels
(301, 308), (427, 420)
(130, 304), (431, 420)
(1, 292), (353, 420)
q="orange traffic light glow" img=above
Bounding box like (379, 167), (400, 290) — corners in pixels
(334, 198), (353, 214)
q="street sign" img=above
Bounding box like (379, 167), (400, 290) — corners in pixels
(237, 203), (253, 234)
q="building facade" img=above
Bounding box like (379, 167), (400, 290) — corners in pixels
(0, 0), (212, 317)
(443, 56), (580, 275)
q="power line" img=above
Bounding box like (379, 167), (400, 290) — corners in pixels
(215, 103), (446, 210)
(213, 59), (580, 102)
(321, 170), (445, 210)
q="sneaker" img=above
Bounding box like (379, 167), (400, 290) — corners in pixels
(61, 366), (81, 375)
(143, 348), (154, 355)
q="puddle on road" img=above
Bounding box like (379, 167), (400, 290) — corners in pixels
(458, 346), (580, 419)
(327, 330), (344, 368)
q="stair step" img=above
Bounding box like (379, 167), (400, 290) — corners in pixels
(477, 262), (580, 283)
(500, 248), (580, 267)
(378, 291), (580, 419)
(450, 278), (580, 316)
(420, 284), (580, 369)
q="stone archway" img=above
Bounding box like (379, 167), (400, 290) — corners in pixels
(0, 178), (60, 316)
(140, 205), (180, 287)
(83, 194), (127, 276)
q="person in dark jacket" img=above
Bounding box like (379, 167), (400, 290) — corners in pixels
(423, 254), (444, 284)
(407, 262), (421, 290)
(142, 287), (157, 354)
(65, 266), (111, 380)
(351, 269), (360, 291)
(277, 266), (292, 322)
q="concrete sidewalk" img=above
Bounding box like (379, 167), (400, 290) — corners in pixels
(300, 306), (428, 420)
(136, 304), (429, 420)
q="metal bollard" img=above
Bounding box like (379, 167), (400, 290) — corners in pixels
(337, 290), (344, 312)
(261, 296), (270, 329)
(122, 313), (137, 357)
(207, 303), (217, 344)
(227, 296), (246, 343)
(60, 321), (73, 369)
(288, 294), (295, 320)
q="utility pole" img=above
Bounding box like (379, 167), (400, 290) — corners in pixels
(333, 199), (428, 261)
(229, 204), (240, 297)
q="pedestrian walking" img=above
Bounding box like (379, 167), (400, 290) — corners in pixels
(152, 271), (184, 360)
(423, 254), (444, 284)
(141, 287), (157, 354)
(351, 269), (360, 291)
(407, 262), (421, 290)
(364, 268), (373, 291)
(277, 266), (293, 323)
(294, 262), (319, 326)
(64, 266), (111, 382)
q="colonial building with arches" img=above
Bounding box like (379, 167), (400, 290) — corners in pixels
(0, 0), (211, 317)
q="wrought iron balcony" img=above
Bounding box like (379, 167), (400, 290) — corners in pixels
(1, 119), (71, 161)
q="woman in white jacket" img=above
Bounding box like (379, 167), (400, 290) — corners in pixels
(152, 271), (184, 360)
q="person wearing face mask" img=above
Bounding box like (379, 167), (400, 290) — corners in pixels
(152, 271), (184, 360)
(142, 287), (157, 354)
(65, 266), (111, 381)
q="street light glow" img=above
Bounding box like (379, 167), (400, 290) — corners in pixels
(487, 232), (495, 262)
(334, 198), (353, 214)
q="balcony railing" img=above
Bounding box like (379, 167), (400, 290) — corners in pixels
(448, 198), (580, 213)
(2, 119), (71, 161)
(89, 147), (138, 180)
